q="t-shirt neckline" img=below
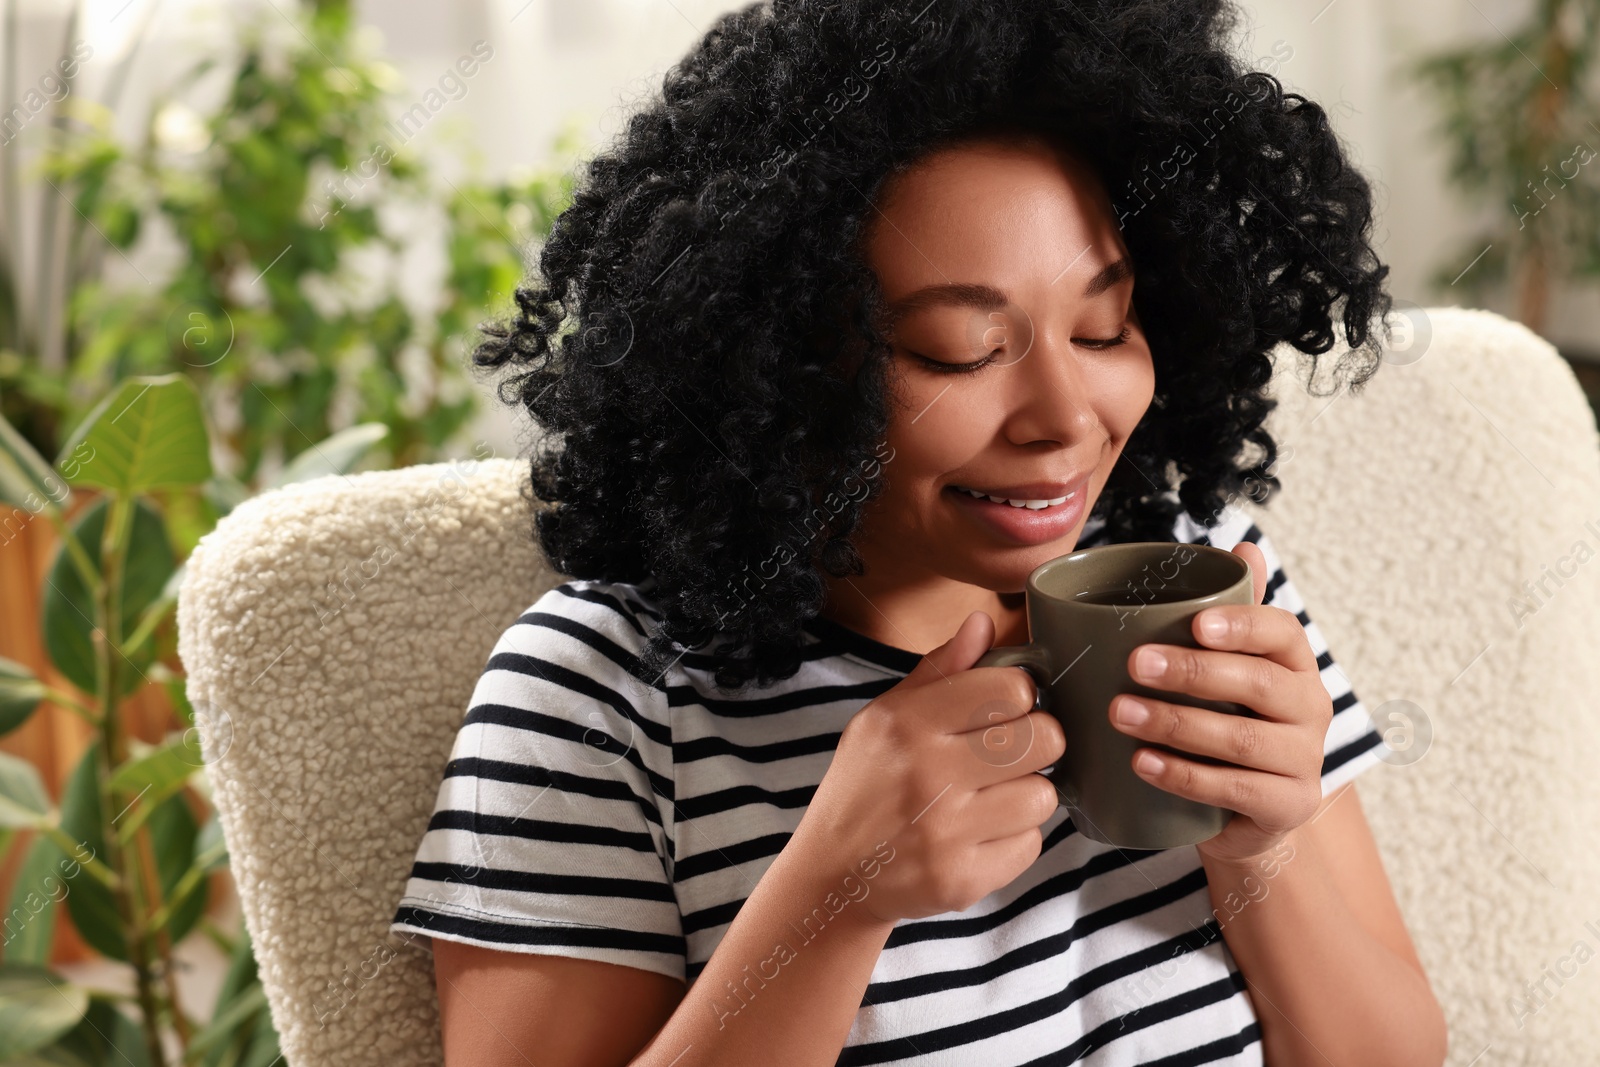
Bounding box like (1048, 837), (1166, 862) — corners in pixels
(800, 613), (925, 675)
(798, 511), (1112, 676)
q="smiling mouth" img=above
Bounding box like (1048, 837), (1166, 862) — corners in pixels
(947, 485), (1081, 510)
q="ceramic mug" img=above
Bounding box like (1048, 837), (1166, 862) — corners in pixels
(975, 541), (1257, 850)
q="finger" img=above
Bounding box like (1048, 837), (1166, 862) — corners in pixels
(959, 708), (1066, 785)
(907, 610), (996, 685)
(1128, 644), (1316, 726)
(973, 824), (1047, 882)
(1108, 693), (1303, 777)
(1232, 540), (1268, 605)
(1188, 604), (1317, 673)
(1130, 747), (1320, 836)
(965, 772), (1061, 843)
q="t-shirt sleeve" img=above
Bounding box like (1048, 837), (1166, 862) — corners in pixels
(390, 582), (686, 982)
(1220, 511), (1388, 797)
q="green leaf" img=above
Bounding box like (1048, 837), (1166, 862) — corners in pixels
(146, 791), (204, 943)
(166, 675), (197, 729)
(3, 997), (123, 1066)
(0, 412), (70, 513)
(201, 473), (250, 521)
(212, 919), (261, 1023)
(42, 496), (176, 696)
(240, 1020), (283, 1067)
(0, 752), (51, 828)
(57, 742), (124, 961)
(3, 834), (67, 964)
(0, 656), (47, 736)
(188, 983), (266, 1064)
(0, 965), (89, 1060)
(104, 1002), (155, 1067)
(109, 732), (201, 808)
(124, 561), (183, 655)
(194, 923), (272, 1067)
(53, 375), (212, 494)
(268, 421), (387, 488)
(196, 814), (229, 872)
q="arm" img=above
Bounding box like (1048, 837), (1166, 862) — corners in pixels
(434, 943), (683, 1065)
(630, 830), (897, 1066)
(1105, 535), (1445, 1066)
(431, 610), (1061, 1066)
(1199, 783), (1447, 1066)
(432, 827), (898, 1067)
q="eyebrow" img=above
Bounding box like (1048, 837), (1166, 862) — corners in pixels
(886, 256), (1134, 320)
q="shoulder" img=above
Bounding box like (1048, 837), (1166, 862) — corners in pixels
(514, 578), (665, 652)
(481, 578), (669, 703)
(1174, 501), (1259, 552)
(1176, 502), (1299, 608)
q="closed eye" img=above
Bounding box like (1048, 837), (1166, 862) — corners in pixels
(908, 324), (1134, 374)
(1073, 326), (1133, 350)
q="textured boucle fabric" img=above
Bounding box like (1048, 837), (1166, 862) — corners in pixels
(175, 306), (1600, 1067)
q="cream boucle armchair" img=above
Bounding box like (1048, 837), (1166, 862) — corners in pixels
(176, 306), (1600, 1066)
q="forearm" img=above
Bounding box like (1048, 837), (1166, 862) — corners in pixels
(632, 833), (896, 1067)
(1199, 831), (1445, 1067)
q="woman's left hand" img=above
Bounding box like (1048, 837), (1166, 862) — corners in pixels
(1107, 540), (1333, 867)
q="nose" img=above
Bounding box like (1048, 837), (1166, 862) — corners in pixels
(997, 320), (1099, 447)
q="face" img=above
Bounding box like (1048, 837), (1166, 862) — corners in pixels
(851, 133), (1155, 597)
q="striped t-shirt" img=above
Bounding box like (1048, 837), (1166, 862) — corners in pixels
(391, 502), (1387, 1065)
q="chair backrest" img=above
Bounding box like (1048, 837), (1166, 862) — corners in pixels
(176, 306), (1600, 1067)
(178, 456), (566, 1066)
(1234, 306), (1600, 1064)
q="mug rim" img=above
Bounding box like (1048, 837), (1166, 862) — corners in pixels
(1025, 541), (1252, 610)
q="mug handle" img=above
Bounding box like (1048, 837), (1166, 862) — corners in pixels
(973, 644), (1076, 808)
(974, 644), (1054, 712)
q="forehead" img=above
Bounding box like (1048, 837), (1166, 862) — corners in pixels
(863, 135), (1127, 294)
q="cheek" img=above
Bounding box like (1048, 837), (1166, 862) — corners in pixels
(1097, 356), (1156, 443)
(888, 379), (991, 471)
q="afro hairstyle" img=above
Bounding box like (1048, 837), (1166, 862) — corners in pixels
(473, 0), (1393, 690)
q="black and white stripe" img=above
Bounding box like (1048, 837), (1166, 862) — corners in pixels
(392, 503), (1385, 1065)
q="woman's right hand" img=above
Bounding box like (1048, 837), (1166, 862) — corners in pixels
(792, 610), (1067, 925)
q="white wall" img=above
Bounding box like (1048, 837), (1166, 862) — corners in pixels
(354, 0), (1596, 330)
(29, 0), (1599, 456)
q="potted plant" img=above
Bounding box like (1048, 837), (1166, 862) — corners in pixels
(1406, 0), (1600, 338)
(0, 374), (395, 1066)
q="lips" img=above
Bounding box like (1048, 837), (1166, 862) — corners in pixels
(946, 472), (1092, 509)
(944, 471), (1093, 546)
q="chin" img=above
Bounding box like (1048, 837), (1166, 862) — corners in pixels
(941, 547), (1065, 594)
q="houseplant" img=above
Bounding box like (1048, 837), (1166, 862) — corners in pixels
(0, 0), (578, 1062)
(1406, 0), (1599, 336)
(0, 376), (391, 1066)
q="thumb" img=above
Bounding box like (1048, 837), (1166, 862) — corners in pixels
(905, 610), (996, 685)
(1232, 541), (1268, 605)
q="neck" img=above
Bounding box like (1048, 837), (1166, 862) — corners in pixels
(818, 565), (1031, 654)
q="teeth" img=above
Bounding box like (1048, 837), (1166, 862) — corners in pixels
(957, 486), (1076, 509)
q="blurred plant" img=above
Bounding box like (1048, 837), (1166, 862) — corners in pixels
(0, 0), (580, 1063)
(0, 0), (578, 480)
(0, 376), (388, 1066)
(1407, 0), (1600, 335)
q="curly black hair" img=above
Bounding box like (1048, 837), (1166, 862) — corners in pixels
(474, 0), (1392, 691)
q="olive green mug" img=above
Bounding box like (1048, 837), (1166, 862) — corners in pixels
(975, 541), (1257, 850)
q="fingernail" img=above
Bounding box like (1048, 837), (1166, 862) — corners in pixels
(1199, 612), (1228, 640)
(1114, 697), (1150, 727)
(1135, 646), (1167, 679)
(1135, 751), (1165, 775)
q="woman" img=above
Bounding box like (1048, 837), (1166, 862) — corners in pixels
(391, 1), (1447, 1063)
